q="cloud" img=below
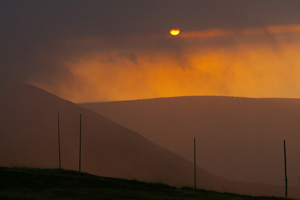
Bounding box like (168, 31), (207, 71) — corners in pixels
(28, 26), (300, 102)
(2, 1), (300, 101)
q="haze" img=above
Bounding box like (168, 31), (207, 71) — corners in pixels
(1, 0), (300, 102)
(2, 1), (300, 198)
(5, 80), (300, 198)
(82, 97), (300, 187)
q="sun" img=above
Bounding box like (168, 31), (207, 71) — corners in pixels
(170, 29), (180, 36)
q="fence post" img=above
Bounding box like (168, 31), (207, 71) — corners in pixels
(194, 138), (196, 189)
(58, 113), (61, 169)
(283, 140), (288, 200)
(79, 113), (82, 173)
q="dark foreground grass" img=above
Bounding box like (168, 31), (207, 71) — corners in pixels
(0, 167), (289, 200)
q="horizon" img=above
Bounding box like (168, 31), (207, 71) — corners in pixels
(77, 94), (300, 104)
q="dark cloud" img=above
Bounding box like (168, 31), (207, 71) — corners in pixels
(1, 0), (300, 86)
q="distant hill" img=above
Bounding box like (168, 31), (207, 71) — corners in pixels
(81, 96), (300, 197)
(0, 167), (286, 200)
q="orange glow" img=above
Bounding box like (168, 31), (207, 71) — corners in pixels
(29, 24), (300, 102)
(170, 29), (180, 36)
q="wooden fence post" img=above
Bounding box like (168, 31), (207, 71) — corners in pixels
(194, 138), (196, 189)
(58, 113), (61, 169)
(283, 140), (288, 200)
(79, 114), (82, 173)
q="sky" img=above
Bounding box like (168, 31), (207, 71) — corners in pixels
(2, 0), (300, 102)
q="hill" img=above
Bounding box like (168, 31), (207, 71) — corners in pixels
(1, 81), (299, 198)
(81, 96), (300, 198)
(0, 80), (249, 195)
(0, 80), (219, 187)
(0, 167), (288, 200)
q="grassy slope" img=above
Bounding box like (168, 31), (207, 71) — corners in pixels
(0, 167), (289, 200)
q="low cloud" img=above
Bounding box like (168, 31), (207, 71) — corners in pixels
(2, 1), (300, 102)
(29, 26), (300, 102)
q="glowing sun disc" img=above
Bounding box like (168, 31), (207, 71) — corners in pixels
(170, 29), (180, 36)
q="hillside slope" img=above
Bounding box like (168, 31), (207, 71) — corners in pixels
(0, 80), (237, 194)
(0, 167), (286, 200)
(81, 96), (300, 191)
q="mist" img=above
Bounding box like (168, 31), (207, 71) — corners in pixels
(2, 0), (300, 102)
(30, 28), (300, 102)
(2, 2), (300, 198)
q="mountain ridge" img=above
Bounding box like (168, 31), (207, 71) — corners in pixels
(80, 95), (300, 105)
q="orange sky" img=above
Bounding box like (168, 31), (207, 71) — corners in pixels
(29, 24), (300, 102)
(3, 1), (300, 103)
